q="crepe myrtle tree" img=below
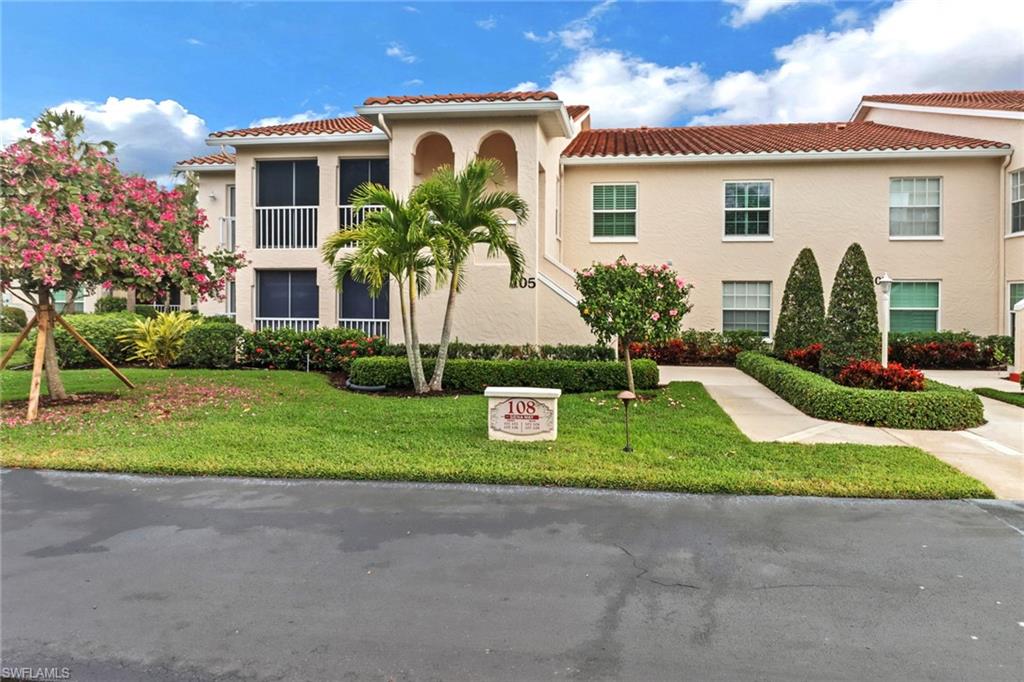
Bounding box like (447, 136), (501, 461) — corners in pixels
(0, 110), (246, 420)
(575, 256), (694, 392)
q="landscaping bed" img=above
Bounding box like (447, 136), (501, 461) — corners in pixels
(973, 387), (1024, 409)
(0, 368), (990, 499)
(736, 352), (985, 430)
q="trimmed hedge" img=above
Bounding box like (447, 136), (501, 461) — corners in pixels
(821, 243), (880, 375)
(237, 327), (385, 373)
(629, 329), (766, 366)
(888, 331), (1013, 369)
(379, 342), (614, 362)
(736, 351), (984, 430)
(350, 357), (659, 393)
(773, 247), (826, 356)
(176, 322), (244, 369)
(40, 312), (139, 368)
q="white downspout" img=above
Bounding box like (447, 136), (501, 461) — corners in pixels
(999, 153), (1012, 333)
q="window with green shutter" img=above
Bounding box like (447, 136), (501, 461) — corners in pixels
(52, 289), (85, 313)
(890, 281), (939, 332)
(1010, 282), (1024, 338)
(592, 184), (637, 238)
(1011, 170), (1023, 234)
(890, 178), (941, 237)
(724, 181), (771, 237)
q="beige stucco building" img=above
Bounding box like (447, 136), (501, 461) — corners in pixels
(173, 89), (1024, 345)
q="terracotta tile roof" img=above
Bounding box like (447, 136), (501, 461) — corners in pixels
(562, 121), (1009, 158)
(861, 90), (1024, 113)
(210, 116), (374, 139)
(363, 91), (559, 106)
(567, 105), (590, 121)
(175, 152), (236, 167)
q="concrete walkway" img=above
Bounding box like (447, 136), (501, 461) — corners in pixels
(659, 366), (1023, 500)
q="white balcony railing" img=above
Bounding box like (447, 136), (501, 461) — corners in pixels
(256, 206), (318, 249)
(255, 317), (319, 332)
(340, 318), (389, 338)
(338, 204), (384, 247)
(219, 216), (236, 250)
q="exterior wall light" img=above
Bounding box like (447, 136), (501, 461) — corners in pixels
(617, 390), (637, 452)
(874, 272), (894, 367)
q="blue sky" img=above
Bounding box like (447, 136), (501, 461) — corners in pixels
(2, 0), (1021, 181)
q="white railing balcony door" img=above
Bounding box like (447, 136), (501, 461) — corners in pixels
(255, 317), (319, 332)
(256, 206), (318, 249)
(338, 204), (384, 247)
(339, 318), (389, 338)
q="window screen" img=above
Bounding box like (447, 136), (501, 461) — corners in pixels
(890, 281), (939, 332)
(724, 181), (771, 237)
(890, 178), (940, 237)
(722, 281), (771, 336)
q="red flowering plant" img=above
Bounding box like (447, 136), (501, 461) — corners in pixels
(784, 343), (823, 372)
(835, 359), (925, 392)
(575, 255), (693, 392)
(0, 110), (246, 411)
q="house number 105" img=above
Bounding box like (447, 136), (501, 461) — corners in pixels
(512, 277), (537, 289)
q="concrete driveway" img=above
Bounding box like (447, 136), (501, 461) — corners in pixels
(2, 469), (1023, 681)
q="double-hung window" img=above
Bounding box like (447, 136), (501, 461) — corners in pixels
(592, 184), (637, 240)
(52, 289), (85, 313)
(890, 281), (940, 332)
(890, 178), (941, 238)
(226, 281), (236, 319)
(1009, 282), (1024, 339)
(724, 181), (771, 238)
(1011, 170), (1023, 234)
(722, 281), (771, 336)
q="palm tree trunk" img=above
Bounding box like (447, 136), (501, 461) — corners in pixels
(623, 341), (636, 394)
(407, 270), (428, 393)
(38, 288), (67, 400)
(428, 264), (460, 392)
(396, 278), (418, 391)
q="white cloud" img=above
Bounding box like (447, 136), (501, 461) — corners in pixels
(724, 0), (804, 28)
(185, 37), (205, 46)
(476, 16), (497, 30)
(403, 78), (424, 87)
(524, 30), (555, 44)
(402, 5), (419, 12)
(386, 42), (418, 64)
(832, 8), (859, 28)
(0, 117), (30, 146)
(512, 81), (540, 92)
(10, 97), (208, 182)
(694, 0), (1024, 125)
(548, 50), (709, 126)
(248, 108), (344, 127)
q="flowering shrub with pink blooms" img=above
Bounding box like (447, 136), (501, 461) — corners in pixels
(0, 111), (245, 309)
(575, 255), (693, 391)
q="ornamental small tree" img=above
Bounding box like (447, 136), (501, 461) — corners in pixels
(820, 243), (880, 376)
(575, 256), (693, 392)
(773, 247), (826, 357)
(0, 111), (246, 420)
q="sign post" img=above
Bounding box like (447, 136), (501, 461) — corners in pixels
(484, 387), (562, 442)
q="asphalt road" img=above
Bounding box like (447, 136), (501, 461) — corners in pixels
(2, 469), (1022, 681)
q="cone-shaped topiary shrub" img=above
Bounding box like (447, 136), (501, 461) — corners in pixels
(773, 247), (826, 357)
(820, 243), (880, 375)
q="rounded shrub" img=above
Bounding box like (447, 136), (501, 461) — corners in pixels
(773, 248), (825, 357)
(94, 296), (128, 313)
(177, 321), (243, 368)
(820, 243), (880, 375)
(1, 306), (29, 332)
(29, 312), (139, 368)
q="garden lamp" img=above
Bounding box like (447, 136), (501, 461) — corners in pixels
(874, 272), (893, 367)
(617, 390), (637, 452)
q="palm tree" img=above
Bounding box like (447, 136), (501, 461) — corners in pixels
(322, 183), (449, 393)
(417, 159), (528, 391)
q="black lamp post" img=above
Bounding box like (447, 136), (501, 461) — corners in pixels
(617, 390), (636, 452)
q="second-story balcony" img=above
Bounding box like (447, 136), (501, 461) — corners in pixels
(337, 204), (384, 247)
(218, 216), (237, 250)
(256, 206), (318, 249)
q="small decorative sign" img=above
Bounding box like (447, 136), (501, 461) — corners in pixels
(484, 387), (562, 442)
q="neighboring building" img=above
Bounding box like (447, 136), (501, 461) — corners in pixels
(174, 89), (1024, 344)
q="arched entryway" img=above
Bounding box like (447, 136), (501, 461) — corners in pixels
(413, 132), (454, 183)
(477, 131), (518, 192)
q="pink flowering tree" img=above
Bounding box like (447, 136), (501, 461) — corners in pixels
(0, 110), (245, 419)
(575, 256), (694, 392)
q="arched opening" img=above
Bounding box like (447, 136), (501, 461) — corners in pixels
(477, 131), (518, 192)
(413, 133), (454, 183)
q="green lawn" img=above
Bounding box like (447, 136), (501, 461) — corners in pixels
(0, 368), (991, 499)
(0, 332), (31, 368)
(973, 387), (1024, 408)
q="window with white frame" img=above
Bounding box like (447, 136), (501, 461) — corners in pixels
(592, 184), (636, 239)
(1010, 282), (1024, 339)
(1011, 170), (1023, 234)
(724, 181), (771, 237)
(226, 281), (236, 319)
(722, 281), (771, 336)
(890, 178), (941, 237)
(890, 281), (939, 332)
(52, 288), (85, 313)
